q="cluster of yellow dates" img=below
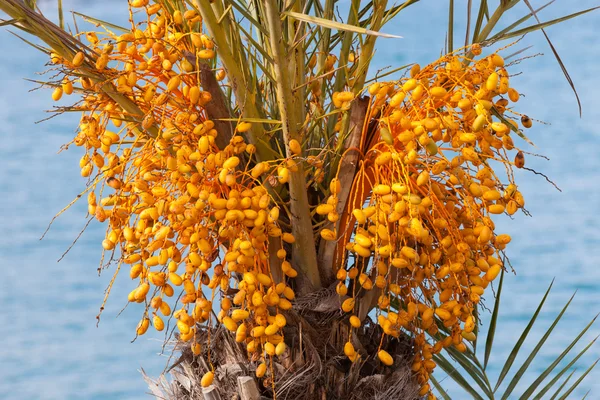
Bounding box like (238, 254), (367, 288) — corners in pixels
(49, 2), (300, 387)
(321, 49), (528, 397)
(46, 0), (533, 396)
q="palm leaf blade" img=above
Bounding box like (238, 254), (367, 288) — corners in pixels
(491, 6), (600, 42)
(430, 375), (452, 400)
(521, 0), (585, 116)
(484, 269), (504, 370)
(520, 315), (598, 399)
(489, 0), (556, 41)
(556, 360), (599, 400)
(494, 280), (554, 392)
(472, 0), (488, 43)
(71, 11), (128, 33)
(448, 0), (454, 53)
(440, 347), (494, 397)
(500, 291), (577, 400)
(534, 336), (599, 400)
(434, 354), (486, 400)
(549, 370), (577, 400)
(284, 11), (402, 38)
(57, 0), (63, 29)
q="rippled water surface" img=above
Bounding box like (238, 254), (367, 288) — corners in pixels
(1, 1), (599, 399)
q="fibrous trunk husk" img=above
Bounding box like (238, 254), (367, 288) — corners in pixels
(144, 305), (421, 400)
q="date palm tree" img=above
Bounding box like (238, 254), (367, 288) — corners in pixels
(0, 0), (597, 398)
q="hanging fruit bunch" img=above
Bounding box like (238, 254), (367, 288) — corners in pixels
(320, 47), (529, 395)
(43, 2), (314, 388)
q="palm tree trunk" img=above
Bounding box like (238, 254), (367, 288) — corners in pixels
(144, 309), (421, 400)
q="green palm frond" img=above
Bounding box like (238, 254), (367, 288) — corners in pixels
(431, 273), (598, 399)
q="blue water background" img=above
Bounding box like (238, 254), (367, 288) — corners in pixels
(0, 1), (599, 399)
